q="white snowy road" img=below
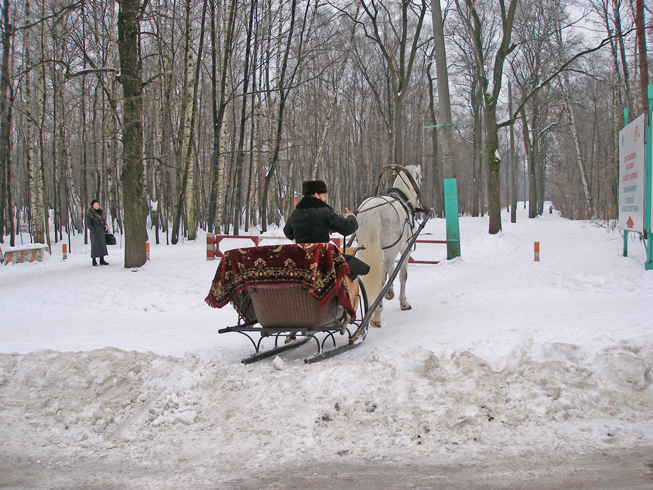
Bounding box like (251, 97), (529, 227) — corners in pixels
(2, 207), (653, 488)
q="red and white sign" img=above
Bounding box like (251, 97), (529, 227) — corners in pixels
(619, 115), (646, 233)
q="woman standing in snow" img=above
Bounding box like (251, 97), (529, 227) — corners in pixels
(86, 200), (109, 266)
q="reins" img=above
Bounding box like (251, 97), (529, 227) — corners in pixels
(357, 192), (416, 251)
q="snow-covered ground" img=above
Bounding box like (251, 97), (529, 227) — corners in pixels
(2, 204), (653, 488)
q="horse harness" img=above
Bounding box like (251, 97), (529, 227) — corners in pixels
(358, 188), (416, 251)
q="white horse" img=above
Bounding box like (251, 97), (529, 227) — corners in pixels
(356, 165), (421, 328)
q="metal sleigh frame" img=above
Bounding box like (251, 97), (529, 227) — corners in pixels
(218, 278), (370, 364)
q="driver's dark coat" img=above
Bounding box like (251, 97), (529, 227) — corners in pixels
(283, 196), (357, 244)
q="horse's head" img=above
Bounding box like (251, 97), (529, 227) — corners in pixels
(393, 165), (421, 209)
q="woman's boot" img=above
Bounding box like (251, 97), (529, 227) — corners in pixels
(100, 257), (109, 265)
(92, 258), (98, 266)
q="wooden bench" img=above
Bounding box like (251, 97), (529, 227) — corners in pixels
(3, 244), (50, 265)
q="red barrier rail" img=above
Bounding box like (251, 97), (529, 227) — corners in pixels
(206, 234), (341, 260)
(408, 239), (447, 264)
(207, 234), (444, 264)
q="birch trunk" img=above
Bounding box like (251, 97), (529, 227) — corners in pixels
(171, 0), (194, 243)
(37, 46), (48, 247)
(207, 0), (237, 233)
(560, 72), (593, 216)
(25, 0), (44, 243)
(232, 0), (256, 235)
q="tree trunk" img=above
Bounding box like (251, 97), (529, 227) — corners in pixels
(613, 0), (634, 114)
(521, 106), (538, 218)
(560, 72), (594, 216)
(117, 0), (146, 268)
(311, 6), (358, 180)
(431, 0), (455, 181)
(635, 0), (648, 114)
(172, 0), (207, 243)
(233, 0), (256, 235)
(472, 80), (483, 216)
(485, 99), (502, 232)
(509, 81), (516, 223)
(458, 0), (518, 234)
(25, 0), (44, 244)
(426, 62), (443, 216)
(171, 0), (194, 244)
(207, 0), (237, 233)
(0, 0), (11, 241)
(261, 0), (298, 232)
(37, 44), (49, 248)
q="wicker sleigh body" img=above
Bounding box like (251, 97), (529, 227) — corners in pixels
(208, 244), (369, 363)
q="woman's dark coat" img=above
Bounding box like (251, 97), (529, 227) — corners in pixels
(86, 207), (108, 258)
(283, 196), (357, 244)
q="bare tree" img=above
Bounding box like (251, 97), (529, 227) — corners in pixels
(207, 0), (238, 233)
(634, 0), (648, 113)
(0, 0), (13, 244)
(117, 0), (147, 268)
(455, 0), (518, 234)
(359, 0), (428, 168)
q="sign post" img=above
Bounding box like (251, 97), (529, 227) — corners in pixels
(619, 84), (653, 269)
(422, 122), (465, 260)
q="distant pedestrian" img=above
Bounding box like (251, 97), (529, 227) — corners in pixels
(86, 200), (109, 266)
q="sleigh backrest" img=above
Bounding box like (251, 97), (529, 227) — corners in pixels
(246, 285), (344, 329)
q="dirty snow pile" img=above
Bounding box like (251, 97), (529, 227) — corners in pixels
(1, 204), (653, 486)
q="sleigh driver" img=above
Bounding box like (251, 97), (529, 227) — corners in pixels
(284, 179), (369, 302)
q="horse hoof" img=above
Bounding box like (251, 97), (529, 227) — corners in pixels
(385, 290), (394, 300)
(400, 304), (412, 311)
(371, 320), (382, 328)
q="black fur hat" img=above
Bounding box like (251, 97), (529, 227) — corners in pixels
(302, 180), (327, 196)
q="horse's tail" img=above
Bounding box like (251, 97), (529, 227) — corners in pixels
(356, 204), (384, 307)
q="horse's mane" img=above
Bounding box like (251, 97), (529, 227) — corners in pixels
(392, 165), (420, 208)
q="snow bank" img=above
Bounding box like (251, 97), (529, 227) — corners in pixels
(1, 336), (651, 474)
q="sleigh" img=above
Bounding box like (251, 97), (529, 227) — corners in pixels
(206, 243), (369, 363)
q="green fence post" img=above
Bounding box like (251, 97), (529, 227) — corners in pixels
(443, 178), (461, 260)
(646, 85), (653, 269)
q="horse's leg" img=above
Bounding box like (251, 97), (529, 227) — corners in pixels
(371, 303), (383, 327)
(371, 276), (384, 327)
(384, 268), (394, 300)
(371, 255), (392, 327)
(399, 251), (412, 310)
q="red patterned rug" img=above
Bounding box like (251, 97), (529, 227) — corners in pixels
(205, 243), (354, 318)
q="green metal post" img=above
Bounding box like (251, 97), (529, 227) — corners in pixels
(646, 85), (653, 270)
(443, 178), (461, 259)
(624, 108), (629, 257)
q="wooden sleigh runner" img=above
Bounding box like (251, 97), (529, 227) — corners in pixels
(206, 243), (369, 364)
